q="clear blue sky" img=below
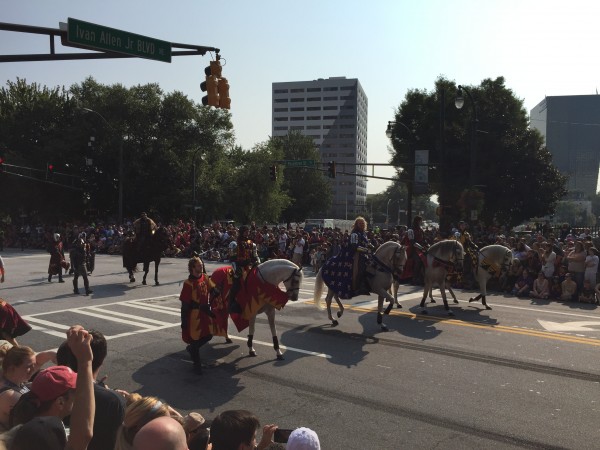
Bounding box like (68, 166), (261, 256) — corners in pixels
(2, 1), (599, 194)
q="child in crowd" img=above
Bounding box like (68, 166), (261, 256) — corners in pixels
(530, 272), (549, 300)
(549, 276), (562, 300)
(560, 273), (577, 302)
(578, 279), (596, 304)
(512, 269), (533, 297)
(310, 248), (318, 273)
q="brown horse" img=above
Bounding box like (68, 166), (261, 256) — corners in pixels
(122, 227), (171, 285)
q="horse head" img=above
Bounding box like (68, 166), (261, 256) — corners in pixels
(154, 227), (171, 251)
(428, 240), (464, 273)
(257, 260), (304, 302)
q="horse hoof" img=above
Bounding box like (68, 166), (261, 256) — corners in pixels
(225, 338), (233, 344)
(249, 351), (257, 357)
(142, 280), (147, 285)
(336, 311), (342, 318)
(468, 298), (475, 303)
(396, 304), (403, 309)
(453, 299), (459, 304)
(377, 314), (383, 324)
(155, 282), (160, 286)
(130, 277), (135, 283)
(276, 354), (284, 361)
(381, 324), (389, 332)
(430, 299), (437, 304)
(485, 306), (492, 310)
(332, 320), (339, 327)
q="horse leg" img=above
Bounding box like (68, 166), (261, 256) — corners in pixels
(154, 259), (160, 286)
(428, 286), (437, 304)
(440, 279), (454, 316)
(447, 286), (459, 304)
(377, 295), (389, 332)
(142, 261), (149, 285)
(128, 269), (135, 283)
(419, 279), (430, 313)
(266, 307), (284, 360)
(247, 316), (257, 357)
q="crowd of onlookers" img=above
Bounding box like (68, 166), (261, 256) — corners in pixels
(0, 324), (321, 450)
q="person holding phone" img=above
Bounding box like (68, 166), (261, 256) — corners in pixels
(209, 409), (277, 450)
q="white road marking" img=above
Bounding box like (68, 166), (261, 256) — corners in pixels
(228, 335), (331, 359)
(538, 320), (600, 332)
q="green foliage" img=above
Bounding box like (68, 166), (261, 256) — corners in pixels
(389, 76), (567, 227)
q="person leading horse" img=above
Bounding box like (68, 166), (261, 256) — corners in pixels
(401, 215), (428, 283)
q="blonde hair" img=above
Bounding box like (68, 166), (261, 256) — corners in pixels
(353, 216), (367, 231)
(114, 396), (170, 450)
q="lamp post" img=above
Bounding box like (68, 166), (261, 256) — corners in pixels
(386, 121), (415, 227)
(81, 107), (124, 224)
(455, 85), (478, 188)
(386, 198), (392, 226)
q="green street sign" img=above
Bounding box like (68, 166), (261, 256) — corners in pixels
(66, 18), (172, 63)
(281, 159), (315, 168)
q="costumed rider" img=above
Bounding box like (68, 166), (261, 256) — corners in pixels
(228, 225), (260, 313)
(456, 220), (478, 287)
(179, 255), (217, 375)
(402, 215), (428, 283)
(350, 216), (373, 296)
(71, 232), (92, 296)
(133, 212), (157, 253)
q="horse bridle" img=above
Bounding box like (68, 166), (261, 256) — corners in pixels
(256, 266), (302, 300)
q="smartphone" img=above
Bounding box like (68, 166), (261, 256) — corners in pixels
(274, 428), (294, 443)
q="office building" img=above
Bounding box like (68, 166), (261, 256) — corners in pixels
(272, 77), (367, 218)
(530, 95), (600, 197)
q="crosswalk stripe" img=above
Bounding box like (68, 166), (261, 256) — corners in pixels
(122, 301), (180, 316)
(24, 316), (71, 330)
(69, 309), (157, 328)
(84, 306), (173, 326)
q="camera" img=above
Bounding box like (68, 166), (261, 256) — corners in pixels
(273, 428), (294, 443)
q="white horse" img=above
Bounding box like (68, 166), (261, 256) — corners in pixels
(314, 241), (407, 331)
(418, 240), (464, 316)
(427, 244), (514, 311)
(210, 259), (304, 360)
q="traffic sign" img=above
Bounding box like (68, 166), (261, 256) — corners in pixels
(66, 18), (172, 63)
(280, 159), (315, 168)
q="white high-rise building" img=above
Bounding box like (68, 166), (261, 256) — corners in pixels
(272, 77), (367, 219)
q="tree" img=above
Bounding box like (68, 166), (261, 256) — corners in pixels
(389, 77), (567, 229)
(274, 131), (333, 223)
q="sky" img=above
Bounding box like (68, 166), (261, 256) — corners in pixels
(2, 1), (600, 195)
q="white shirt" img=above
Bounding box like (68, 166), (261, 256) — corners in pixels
(294, 237), (305, 254)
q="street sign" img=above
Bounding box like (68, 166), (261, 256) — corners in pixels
(280, 159), (315, 168)
(66, 18), (172, 62)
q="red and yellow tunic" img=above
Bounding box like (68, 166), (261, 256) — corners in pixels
(179, 274), (217, 343)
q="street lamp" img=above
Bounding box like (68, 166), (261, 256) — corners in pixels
(455, 85), (478, 188)
(386, 198), (392, 226)
(80, 107), (124, 224)
(386, 120), (415, 227)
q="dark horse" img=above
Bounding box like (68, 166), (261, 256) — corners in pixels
(122, 227), (171, 285)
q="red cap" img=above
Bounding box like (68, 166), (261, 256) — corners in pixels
(31, 366), (77, 402)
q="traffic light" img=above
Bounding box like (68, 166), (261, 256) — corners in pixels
(218, 77), (231, 109)
(327, 161), (336, 178)
(201, 60), (221, 107)
(269, 165), (277, 181)
(46, 162), (54, 180)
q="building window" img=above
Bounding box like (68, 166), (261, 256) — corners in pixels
(307, 125), (321, 129)
(274, 99), (289, 103)
(323, 106), (337, 110)
(324, 96), (338, 101)
(291, 98), (304, 102)
(341, 105), (355, 110)
(307, 97), (321, 102)
(274, 107), (288, 112)
(274, 126), (288, 131)
(324, 87), (339, 91)
(290, 126), (304, 130)
(274, 117), (289, 122)
(307, 106), (321, 111)
(340, 86), (355, 91)
(290, 116), (304, 121)
(290, 88), (305, 93)
(274, 89), (288, 94)
(307, 116), (321, 120)
(290, 107), (304, 111)
(323, 115), (337, 120)
(307, 87), (321, 92)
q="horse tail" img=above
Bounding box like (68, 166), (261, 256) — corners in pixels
(314, 268), (325, 310)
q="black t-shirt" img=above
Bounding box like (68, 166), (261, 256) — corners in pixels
(89, 384), (125, 450)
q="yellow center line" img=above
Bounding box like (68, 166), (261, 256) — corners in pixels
(305, 300), (600, 347)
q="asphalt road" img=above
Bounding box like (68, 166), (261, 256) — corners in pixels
(1, 249), (600, 449)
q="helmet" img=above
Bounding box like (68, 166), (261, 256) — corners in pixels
(53, 233), (60, 242)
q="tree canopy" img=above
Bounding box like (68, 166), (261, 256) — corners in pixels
(388, 76), (567, 228)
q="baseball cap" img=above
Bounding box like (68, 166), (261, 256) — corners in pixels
(287, 427), (321, 450)
(11, 416), (67, 450)
(30, 365), (77, 402)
